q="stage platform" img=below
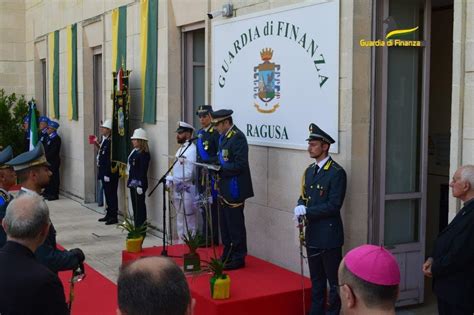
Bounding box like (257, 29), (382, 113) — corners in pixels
(123, 244), (312, 315)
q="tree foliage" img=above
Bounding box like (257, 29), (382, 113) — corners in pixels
(0, 89), (29, 155)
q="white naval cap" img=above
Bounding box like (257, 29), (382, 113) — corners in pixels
(176, 121), (194, 133)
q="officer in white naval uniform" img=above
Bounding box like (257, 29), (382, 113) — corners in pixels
(166, 121), (198, 242)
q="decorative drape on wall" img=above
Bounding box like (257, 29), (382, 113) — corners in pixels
(48, 30), (59, 119)
(112, 5), (127, 72)
(140, 0), (158, 124)
(67, 24), (78, 121)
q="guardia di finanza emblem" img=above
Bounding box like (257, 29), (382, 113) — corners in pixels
(253, 48), (280, 113)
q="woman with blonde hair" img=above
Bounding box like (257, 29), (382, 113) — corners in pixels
(128, 128), (151, 228)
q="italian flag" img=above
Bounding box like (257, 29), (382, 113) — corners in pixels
(29, 102), (38, 151)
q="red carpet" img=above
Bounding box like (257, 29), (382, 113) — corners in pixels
(123, 245), (312, 315)
(58, 246), (117, 315)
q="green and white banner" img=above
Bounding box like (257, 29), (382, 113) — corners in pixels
(140, 0), (158, 124)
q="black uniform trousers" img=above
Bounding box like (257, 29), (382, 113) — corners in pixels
(45, 164), (60, 197)
(307, 247), (342, 315)
(130, 187), (147, 228)
(219, 202), (247, 263)
(102, 174), (119, 219)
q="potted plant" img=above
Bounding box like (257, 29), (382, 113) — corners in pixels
(182, 230), (202, 272)
(206, 257), (231, 299)
(118, 217), (149, 253)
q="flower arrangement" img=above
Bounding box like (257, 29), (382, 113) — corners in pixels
(206, 257), (231, 299)
(118, 217), (150, 253)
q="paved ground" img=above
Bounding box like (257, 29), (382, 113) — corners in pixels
(47, 196), (438, 314)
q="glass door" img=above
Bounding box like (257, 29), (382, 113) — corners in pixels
(373, 0), (431, 306)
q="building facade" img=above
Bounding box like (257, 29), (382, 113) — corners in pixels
(0, 0), (473, 306)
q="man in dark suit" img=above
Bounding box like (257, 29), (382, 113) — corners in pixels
(211, 109), (254, 270)
(97, 120), (119, 225)
(423, 165), (474, 315)
(6, 142), (85, 273)
(0, 194), (69, 314)
(294, 123), (347, 315)
(44, 119), (61, 201)
(195, 105), (220, 246)
(0, 145), (15, 248)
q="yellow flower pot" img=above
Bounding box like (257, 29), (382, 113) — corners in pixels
(210, 274), (231, 299)
(126, 236), (144, 253)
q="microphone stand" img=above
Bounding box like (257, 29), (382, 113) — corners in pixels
(148, 139), (195, 256)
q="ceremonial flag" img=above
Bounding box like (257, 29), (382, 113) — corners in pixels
(67, 23), (78, 121)
(48, 30), (59, 119)
(111, 5), (130, 168)
(28, 102), (38, 151)
(140, 0), (158, 124)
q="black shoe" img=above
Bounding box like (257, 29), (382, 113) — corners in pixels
(105, 218), (118, 225)
(223, 260), (245, 270)
(98, 203), (104, 207)
(98, 216), (109, 222)
(46, 195), (59, 201)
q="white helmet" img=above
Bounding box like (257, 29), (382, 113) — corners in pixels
(101, 119), (112, 130)
(131, 128), (148, 141)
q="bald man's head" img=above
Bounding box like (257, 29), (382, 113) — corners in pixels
(118, 257), (192, 315)
(3, 194), (50, 240)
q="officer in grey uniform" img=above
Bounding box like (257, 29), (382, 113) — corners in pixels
(6, 143), (85, 273)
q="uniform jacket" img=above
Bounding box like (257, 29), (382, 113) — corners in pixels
(39, 128), (49, 145)
(0, 241), (69, 315)
(97, 136), (116, 180)
(24, 131), (30, 152)
(196, 126), (220, 164)
(0, 188), (13, 247)
(217, 126), (254, 203)
(45, 132), (61, 169)
(18, 189), (79, 273)
(297, 157), (347, 249)
(431, 199), (474, 311)
(127, 149), (151, 191)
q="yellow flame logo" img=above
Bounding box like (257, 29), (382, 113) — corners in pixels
(385, 26), (419, 40)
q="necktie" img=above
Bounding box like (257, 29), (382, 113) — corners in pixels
(313, 164), (320, 176)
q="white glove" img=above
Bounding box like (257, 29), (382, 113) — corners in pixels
(294, 205), (306, 217)
(103, 176), (110, 182)
(165, 175), (174, 187)
(178, 157), (186, 164)
(136, 187), (143, 195)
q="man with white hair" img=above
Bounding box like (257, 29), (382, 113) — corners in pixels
(0, 194), (69, 314)
(423, 165), (474, 315)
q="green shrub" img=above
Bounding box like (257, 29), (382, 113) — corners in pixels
(0, 90), (29, 155)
